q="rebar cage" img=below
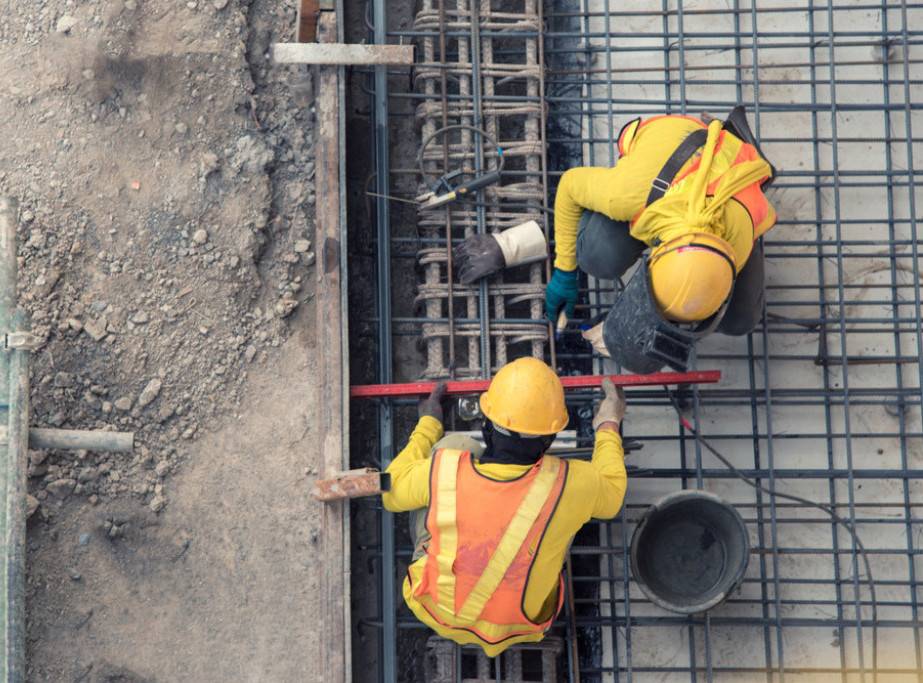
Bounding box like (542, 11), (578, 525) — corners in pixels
(355, 0), (923, 680)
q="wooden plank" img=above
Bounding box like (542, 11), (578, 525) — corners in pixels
(272, 42), (415, 66)
(312, 468), (389, 501)
(296, 0), (320, 43)
(314, 10), (350, 682)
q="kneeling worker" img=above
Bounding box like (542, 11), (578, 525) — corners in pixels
(383, 357), (627, 656)
(545, 108), (777, 371)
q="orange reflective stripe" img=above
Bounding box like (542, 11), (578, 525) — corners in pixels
(455, 457), (560, 624)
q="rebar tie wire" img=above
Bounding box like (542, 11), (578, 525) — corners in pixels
(662, 386), (879, 682)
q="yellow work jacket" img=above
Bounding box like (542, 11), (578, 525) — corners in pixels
(383, 416), (626, 657)
(552, 115), (776, 273)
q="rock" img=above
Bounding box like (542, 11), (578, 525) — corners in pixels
(67, 318), (84, 332)
(26, 495), (40, 518)
(53, 372), (73, 388)
(232, 135), (274, 175)
(46, 478), (76, 497)
(156, 404), (175, 423)
(56, 15), (79, 33)
(274, 298), (299, 318)
(213, 0), (229, 8)
(26, 230), (45, 249)
(294, 239), (311, 253)
(28, 463), (48, 478)
(303, 251), (316, 266)
(175, 122), (188, 135)
(83, 319), (108, 341)
(244, 345), (257, 363)
(66, 567), (82, 581)
(35, 269), (61, 297)
(21, 210), (35, 224)
(131, 311), (150, 324)
(77, 467), (99, 483)
(192, 228), (208, 244)
(137, 378), (162, 408)
(149, 495), (166, 513)
(155, 460), (171, 477)
(114, 397), (133, 411)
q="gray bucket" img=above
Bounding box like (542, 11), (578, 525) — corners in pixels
(629, 490), (749, 614)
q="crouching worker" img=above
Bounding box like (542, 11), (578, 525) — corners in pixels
(383, 357), (627, 657)
(546, 107), (777, 373)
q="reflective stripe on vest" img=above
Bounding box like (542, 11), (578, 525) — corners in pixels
(413, 448), (567, 640)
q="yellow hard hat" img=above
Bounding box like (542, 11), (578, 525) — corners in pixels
(648, 233), (737, 323)
(479, 357), (569, 435)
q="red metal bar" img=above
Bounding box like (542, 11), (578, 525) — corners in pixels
(350, 370), (721, 399)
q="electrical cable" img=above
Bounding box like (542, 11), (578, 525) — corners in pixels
(662, 386), (878, 682)
(416, 123), (505, 188)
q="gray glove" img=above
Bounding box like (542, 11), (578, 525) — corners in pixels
(418, 382), (448, 421)
(454, 221), (547, 286)
(592, 378), (626, 430)
(454, 234), (505, 285)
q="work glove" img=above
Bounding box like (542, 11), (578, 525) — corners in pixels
(592, 378), (626, 431)
(581, 321), (611, 358)
(418, 382), (448, 422)
(545, 267), (579, 322)
(454, 220), (548, 286)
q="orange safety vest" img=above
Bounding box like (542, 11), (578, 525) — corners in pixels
(618, 115), (775, 245)
(408, 448), (568, 648)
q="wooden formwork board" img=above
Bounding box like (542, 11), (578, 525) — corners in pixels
(314, 10), (351, 683)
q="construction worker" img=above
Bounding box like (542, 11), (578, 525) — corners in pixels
(382, 357), (627, 656)
(545, 108), (777, 366)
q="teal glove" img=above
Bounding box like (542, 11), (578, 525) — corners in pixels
(545, 268), (579, 321)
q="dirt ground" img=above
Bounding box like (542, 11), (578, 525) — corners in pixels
(1, 0), (330, 679)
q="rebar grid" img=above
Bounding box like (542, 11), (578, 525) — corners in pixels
(359, 0), (923, 680)
(411, 0), (550, 381)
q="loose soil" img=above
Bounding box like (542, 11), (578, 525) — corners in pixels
(2, 0), (331, 679)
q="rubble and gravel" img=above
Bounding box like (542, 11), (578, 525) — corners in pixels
(2, 0), (327, 678)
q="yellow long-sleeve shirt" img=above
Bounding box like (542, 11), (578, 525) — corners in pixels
(383, 416), (627, 654)
(552, 116), (774, 272)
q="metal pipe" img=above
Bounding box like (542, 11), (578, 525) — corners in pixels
(25, 428), (134, 453)
(0, 195), (19, 681)
(4, 311), (29, 683)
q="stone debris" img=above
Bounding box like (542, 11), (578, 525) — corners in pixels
(137, 378), (163, 408)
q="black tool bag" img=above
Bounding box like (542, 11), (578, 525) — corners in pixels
(602, 261), (728, 374)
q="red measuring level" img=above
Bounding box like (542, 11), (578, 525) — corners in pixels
(350, 370), (721, 399)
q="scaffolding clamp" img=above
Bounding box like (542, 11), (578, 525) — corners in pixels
(4, 332), (42, 351)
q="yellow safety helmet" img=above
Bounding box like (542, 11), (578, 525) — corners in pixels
(648, 233), (737, 323)
(479, 357), (569, 435)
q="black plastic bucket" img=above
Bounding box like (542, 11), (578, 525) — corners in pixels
(630, 490), (750, 614)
